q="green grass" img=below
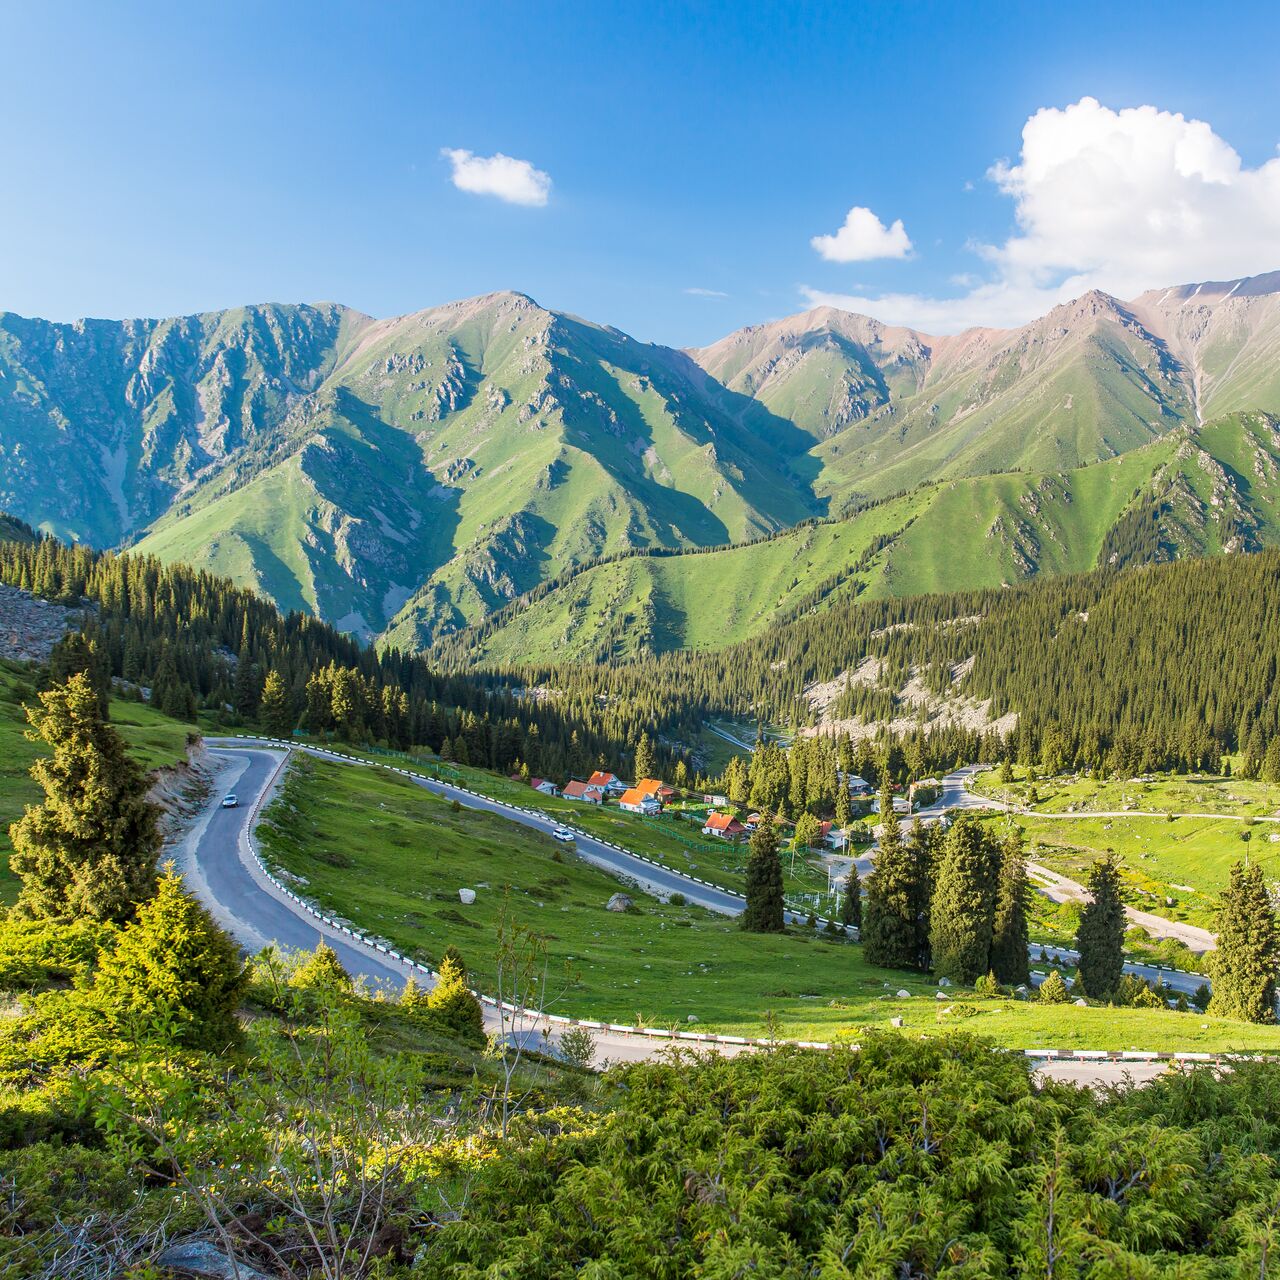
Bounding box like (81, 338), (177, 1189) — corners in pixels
(323, 745), (838, 908)
(257, 753), (1280, 1051)
(0, 664), (192, 904)
(974, 766), (1280, 933)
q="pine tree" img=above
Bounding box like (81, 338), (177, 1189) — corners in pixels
(633, 731), (657, 781)
(426, 953), (486, 1045)
(1210, 860), (1279, 1023)
(841, 867), (862, 932)
(93, 865), (246, 1049)
(290, 941), (354, 992)
(862, 786), (920, 969)
(1038, 969), (1070, 1003)
(989, 828), (1031, 986)
(1076, 853), (1126, 999)
(259, 669), (293, 738)
(9, 672), (161, 923)
(835, 777), (853, 829)
(233, 645), (261, 719)
(906, 819), (936, 970)
(929, 815), (996, 985)
(741, 815), (785, 933)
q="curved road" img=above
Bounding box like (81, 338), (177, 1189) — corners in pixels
(182, 743), (1208, 1080)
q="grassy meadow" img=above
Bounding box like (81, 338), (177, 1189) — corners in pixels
(256, 753), (1280, 1051)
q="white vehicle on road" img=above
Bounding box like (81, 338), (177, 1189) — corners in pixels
(221, 794), (239, 809)
(552, 827), (574, 843)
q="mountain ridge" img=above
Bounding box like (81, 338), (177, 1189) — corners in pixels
(2, 271), (1279, 649)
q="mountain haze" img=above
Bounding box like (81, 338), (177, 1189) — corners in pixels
(3, 272), (1280, 651)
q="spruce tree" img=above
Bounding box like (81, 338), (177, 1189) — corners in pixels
(741, 815), (785, 933)
(633, 731), (657, 781)
(862, 786), (919, 968)
(260, 669), (294, 738)
(929, 815), (996, 985)
(1210, 860), (1279, 1023)
(94, 865), (246, 1050)
(989, 829), (1031, 986)
(835, 778), (853, 829)
(841, 867), (862, 932)
(9, 672), (161, 923)
(907, 818), (936, 970)
(425, 952), (486, 1045)
(1076, 853), (1126, 999)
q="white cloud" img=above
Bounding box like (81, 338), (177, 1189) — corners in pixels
(806, 97), (1280, 333)
(811, 206), (913, 262)
(442, 148), (551, 207)
(684, 286), (728, 298)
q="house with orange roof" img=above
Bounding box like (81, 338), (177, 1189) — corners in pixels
(702, 812), (746, 840)
(586, 770), (627, 796)
(563, 780), (604, 804)
(618, 787), (661, 815)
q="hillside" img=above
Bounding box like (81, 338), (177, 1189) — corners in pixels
(432, 411), (1280, 663)
(693, 275), (1280, 509)
(4, 273), (1280, 650)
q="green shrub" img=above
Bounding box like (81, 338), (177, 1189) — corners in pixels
(93, 867), (246, 1051)
(1038, 969), (1070, 1003)
(289, 941), (354, 993)
(424, 955), (485, 1046)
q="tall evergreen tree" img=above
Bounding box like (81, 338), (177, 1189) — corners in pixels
(633, 731), (657, 781)
(1076, 853), (1126, 999)
(929, 815), (996, 984)
(989, 828), (1031, 986)
(741, 815), (784, 933)
(906, 818), (937, 970)
(9, 672), (160, 922)
(862, 786), (920, 969)
(1210, 860), (1279, 1023)
(841, 867), (862, 932)
(259, 669), (294, 738)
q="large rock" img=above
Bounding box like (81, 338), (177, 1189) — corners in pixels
(606, 893), (633, 912)
(458, 888), (476, 905)
(156, 1241), (273, 1280)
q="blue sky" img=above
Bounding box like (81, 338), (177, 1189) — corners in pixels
(3, 0), (1279, 343)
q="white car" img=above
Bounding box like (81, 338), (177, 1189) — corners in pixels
(221, 794), (239, 809)
(552, 827), (574, 843)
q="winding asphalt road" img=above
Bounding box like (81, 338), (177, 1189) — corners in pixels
(182, 743), (1210, 1080)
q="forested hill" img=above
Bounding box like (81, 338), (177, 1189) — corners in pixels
(429, 411), (1280, 666)
(469, 548), (1280, 777)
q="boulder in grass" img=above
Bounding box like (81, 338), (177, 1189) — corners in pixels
(156, 1242), (272, 1280)
(896, 989), (911, 998)
(890, 1016), (904, 1028)
(606, 893), (633, 912)
(458, 888), (476, 905)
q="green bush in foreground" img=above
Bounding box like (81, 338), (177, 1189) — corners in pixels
(432, 1035), (1280, 1276)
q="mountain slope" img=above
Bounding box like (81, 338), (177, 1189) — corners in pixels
(430, 412), (1280, 664)
(5, 272), (1280, 650)
(135, 293), (816, 640)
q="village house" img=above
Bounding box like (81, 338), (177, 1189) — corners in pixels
(586, 770), (628, 797)
(528, 777), (561, 797)
(702, 792), (729, 807)
(562, 780), (604, 804)
(839, 771), (872, 796)
(635, 777), (675, 802)
(702, 812), (747, 840)
(618, 786), (662, 815)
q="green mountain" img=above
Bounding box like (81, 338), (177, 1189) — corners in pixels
(431, 411), (1280, 664)
(3, 273), (1280, 650)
